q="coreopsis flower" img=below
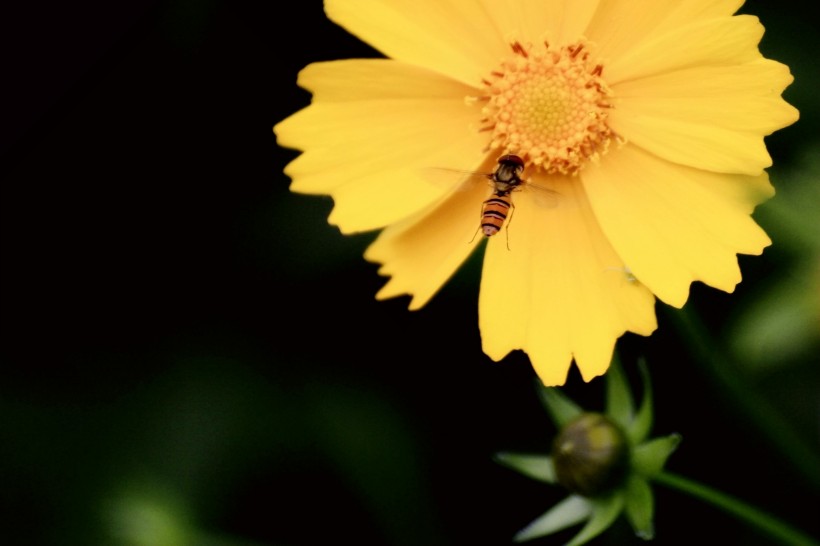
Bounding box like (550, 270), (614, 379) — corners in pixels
(496, 359), (681, 544)
(274, 1), (798, 385)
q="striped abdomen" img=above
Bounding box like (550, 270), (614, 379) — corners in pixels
(481, 193), (512, 237)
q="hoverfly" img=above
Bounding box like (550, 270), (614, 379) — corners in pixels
(480, 154), (527, 237)
(473, 154), (559, 246)
(423, 154), (558, 246)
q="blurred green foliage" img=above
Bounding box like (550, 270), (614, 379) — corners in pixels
(729, 145), (820, 369)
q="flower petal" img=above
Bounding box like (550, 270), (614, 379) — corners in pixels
(584, 0), (744, 65)
(325, 169), (456, 234)
(274, 60), (487, 232)
(605, 15), (764, 84)
(612, 59), (797, 133)
(479, 175), (657, 386)
(610, 113), (773, 175)
(363, 179), (488, 310)
(609, 58), (798, 174)
(610, 63), (797, 174)
(292, 58), (482, 102)
(582, 145), (773, 308)
(480, 0), (599, 47)
(324, 0), (509, 86)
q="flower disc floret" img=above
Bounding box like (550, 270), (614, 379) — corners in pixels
(481, 41), (615, 175)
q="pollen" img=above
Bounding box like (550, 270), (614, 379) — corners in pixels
(479, 40), (616, 175)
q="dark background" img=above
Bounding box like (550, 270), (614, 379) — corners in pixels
(2, 1), (818, 545)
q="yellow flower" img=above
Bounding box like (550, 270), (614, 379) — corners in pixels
(274, 0), (798, 386)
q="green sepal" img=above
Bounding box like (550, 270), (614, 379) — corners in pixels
(605, 354), (635, 431)
(627, 359), (654, 445)
(513, 494), (592, 542)
(633, 434), (682, 477)
(624, 475), (655, 540)
(494, 452), (557, 483)
(537, 382), (583, 428)
(565, 493), (625, 546)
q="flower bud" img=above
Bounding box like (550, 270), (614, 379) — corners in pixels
(551, 412), (629, 497)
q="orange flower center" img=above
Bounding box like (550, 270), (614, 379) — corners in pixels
(478, 41), (615, 175)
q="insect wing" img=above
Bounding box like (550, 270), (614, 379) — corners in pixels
(522, 179), (560, 209)
(419, 166), (492, 193)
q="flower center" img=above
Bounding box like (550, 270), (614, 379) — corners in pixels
(478, 41), (615, 175)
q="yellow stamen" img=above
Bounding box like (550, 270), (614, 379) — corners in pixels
(479, 40), (616, 175)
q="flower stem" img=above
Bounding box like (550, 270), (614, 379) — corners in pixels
(653, 471), (818, 546)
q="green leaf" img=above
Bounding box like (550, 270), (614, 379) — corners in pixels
(633, 434), (682, 477)
(564, 493), (625, 546)
(605, 353), (634, 431)
(537, 382), (583, 428)
(494, 452), (557, 483)
(624, 476), (655, 540)
(627, 358), (654, 445)
(513, 494), (592, 542)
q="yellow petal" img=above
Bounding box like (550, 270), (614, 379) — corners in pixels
(363, 178), (489, 310)
(274, 61), (487, 232)
(326, 169), (458, 234)
(609, 58), (798, 174)
(608, 112), (773, 175)
(324, 0), (509, 86)
(293, 59), (481, 102)
(688, 166), (774, 215)
(479, 175), (657, 386)
(613, 58), (794, 102)
(605, 15), (764, 84)
(581, 145), (773, 308)
(480, 0), (599, 47)
(612, 59), (798, 133)
(274, 61), (480, 153)
(584, 0), (744, 65)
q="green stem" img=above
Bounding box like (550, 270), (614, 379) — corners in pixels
(654, 471), (818, 546)
(665, 306), (820, 490)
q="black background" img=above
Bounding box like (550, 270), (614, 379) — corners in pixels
(2, 1), (818, 545)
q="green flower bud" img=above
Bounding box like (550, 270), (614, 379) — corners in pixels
(552, 412), (630, 497)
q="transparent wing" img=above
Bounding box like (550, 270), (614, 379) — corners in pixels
(418, 166), (493, 193)
(522, 179), (561, 209)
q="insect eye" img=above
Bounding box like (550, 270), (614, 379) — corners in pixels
(498, 154), (525, 171)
